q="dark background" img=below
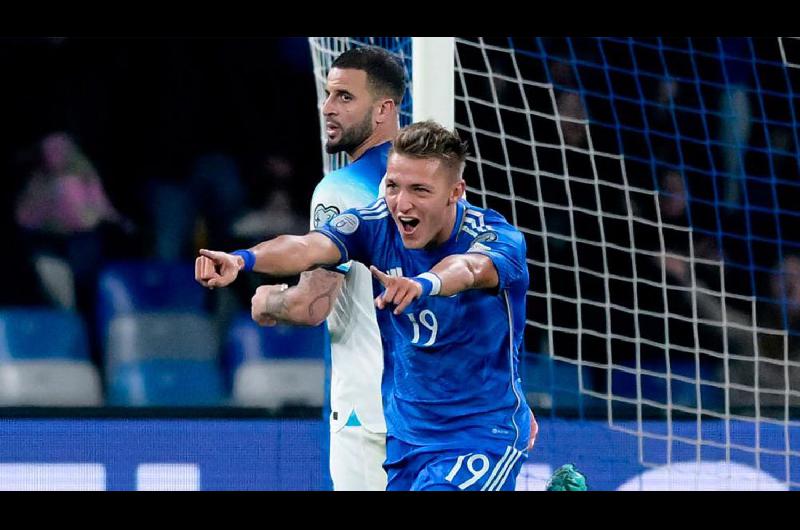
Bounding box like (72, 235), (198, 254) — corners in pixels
(0, 37), (322, 306)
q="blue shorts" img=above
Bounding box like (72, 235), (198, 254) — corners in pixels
(385, 438), (527, 491)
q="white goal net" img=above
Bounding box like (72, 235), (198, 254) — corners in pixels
(310, 36), (800, 490)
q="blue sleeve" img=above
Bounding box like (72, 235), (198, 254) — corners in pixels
(465, 221), (528, 291)
(313, 208), (373, 268)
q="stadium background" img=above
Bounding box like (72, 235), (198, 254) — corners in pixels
(0, 37), (798, 490)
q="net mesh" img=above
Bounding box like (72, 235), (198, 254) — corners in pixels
(310, 36), (800, 489)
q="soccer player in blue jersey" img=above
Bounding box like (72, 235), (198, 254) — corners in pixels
(197, 120), (535, 491)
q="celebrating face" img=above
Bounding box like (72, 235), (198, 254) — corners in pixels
(384, 152), (464, 249)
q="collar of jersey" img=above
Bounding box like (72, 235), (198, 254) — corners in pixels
(360, 140), (392, 163)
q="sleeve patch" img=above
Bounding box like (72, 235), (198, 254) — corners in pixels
(313, 204), (341, 229)
(468, 231), (498, 252)
(331, 213), (360, 235)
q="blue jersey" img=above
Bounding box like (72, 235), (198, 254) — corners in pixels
(316, 198), (531, 452)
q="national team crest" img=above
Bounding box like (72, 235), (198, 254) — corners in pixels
(313, 204), (340, 229)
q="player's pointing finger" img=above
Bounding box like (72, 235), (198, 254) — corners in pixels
(370, 265), (390, 286)
(198, 249), (221, 262)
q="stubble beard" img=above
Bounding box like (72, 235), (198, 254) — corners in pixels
(325, 112), (374, 155)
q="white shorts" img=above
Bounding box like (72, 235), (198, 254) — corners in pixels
(330, 426), (387, 491)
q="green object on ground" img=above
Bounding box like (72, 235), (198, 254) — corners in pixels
(545, 464), (588, 491)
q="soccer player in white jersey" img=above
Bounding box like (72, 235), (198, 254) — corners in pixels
(198, 46), (404, 490)
(196, 121), (537, 490)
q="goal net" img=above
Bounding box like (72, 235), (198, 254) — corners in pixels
(309, 36), (800, 490)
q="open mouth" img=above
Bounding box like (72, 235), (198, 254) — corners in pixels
(399, 216), (420, 235)
(325, 123), (340, 137)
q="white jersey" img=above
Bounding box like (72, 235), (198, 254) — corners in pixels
(310, 142), (390, 433)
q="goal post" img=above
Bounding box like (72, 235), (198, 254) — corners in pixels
(411, 37), (455, 128)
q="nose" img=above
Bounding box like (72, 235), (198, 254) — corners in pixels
(322, 94), (335, 116)
(394, 189), (413, 214)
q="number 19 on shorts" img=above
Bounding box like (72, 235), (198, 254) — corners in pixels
(444, 447), (525, 491)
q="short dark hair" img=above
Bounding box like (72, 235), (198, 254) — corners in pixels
(331, 46), (406, 105)
(391, 121), (469, 178)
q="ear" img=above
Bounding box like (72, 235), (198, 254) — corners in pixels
(374, 98), (396, 125)
(448, 180), (466, 205)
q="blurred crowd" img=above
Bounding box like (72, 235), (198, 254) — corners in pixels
(2, 38), (799, 416)
(0, 38), (318, 369)
(460, 37), (800, 417)
(0, 38), (326, 410)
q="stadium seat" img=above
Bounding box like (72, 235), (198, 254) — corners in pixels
(0, 360), (102, 406)
(225, 313), (326, 408)
(611, 358), (725, 411)
(0, 308), (90, 361)
(225, 313), (326, 361)
(0, 308), (102, 406)
(107, 359), (225, 406)
(223, 312), (325, 379)
(96, 261), (207, 340)
(104, 312), (218, 376)
(522, 353), (590, 413)
(232, 359), (325, 408)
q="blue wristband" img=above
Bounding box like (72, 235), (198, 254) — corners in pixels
(232, 249), (256, 272)
(413, 272), (442, 298)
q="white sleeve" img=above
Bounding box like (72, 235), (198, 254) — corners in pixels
(378, 175), (386, 198)
(310, 180), (352, 274)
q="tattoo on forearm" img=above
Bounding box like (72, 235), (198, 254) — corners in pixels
(307, 270), (341, 321)
(261, 270), (343, 324)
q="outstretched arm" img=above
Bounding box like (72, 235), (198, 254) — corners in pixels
(195, 232), (342, 289)
(251, 268), (344, 327)
(428, 253), (499, 295)
(371, 253), (499, 315)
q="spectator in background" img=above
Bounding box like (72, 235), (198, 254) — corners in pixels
(658, 170), (721, 267)
(149, 153), (247, 262)
(16, 132), (122, 237)
(663, 252), (800, 416)
(718, 37), (753, 211)
(15, 132), (127, 313)
(726, 255), (800, 415)
(655, 174), (800, 415)
(222, 153), (307, 323)
(557, 91), (588, 148)
(232, 154), (307, 242)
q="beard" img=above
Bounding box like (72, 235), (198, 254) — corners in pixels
(325, 112), (374, 155)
